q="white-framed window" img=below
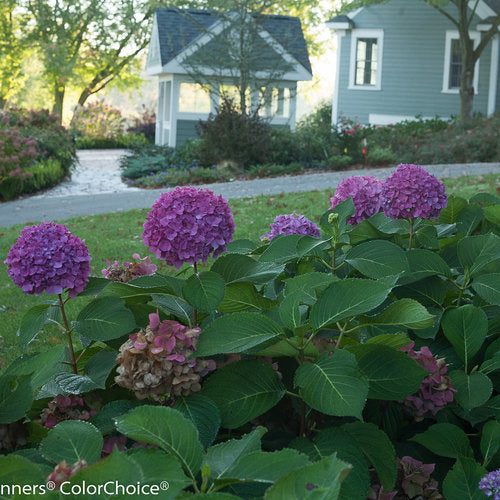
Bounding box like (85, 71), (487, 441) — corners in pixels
(178, 82), (211, 113)
(348, 29), (384, 90)
(258, 87), (291, 117)
(442, 31), (480, 94)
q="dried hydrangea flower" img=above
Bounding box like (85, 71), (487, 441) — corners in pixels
(369, 456), (442, 500)
(40, 394), (97, 429)
(102, 253), (157, 282)
(142, 186), (235, 268)
(330, 175), (384, 225)
(400, 342), (456, 419)
(479, 469), (500, 499)
(47, 459), (88, 490)
(4, 221), (91, 297)
(102, 435), (128, 456)
(115, 312), (216, 401)
(261, 213), (320, 242)
(381, 164), (447, 220)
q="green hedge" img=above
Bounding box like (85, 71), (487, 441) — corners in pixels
(0, 158), (66, 201)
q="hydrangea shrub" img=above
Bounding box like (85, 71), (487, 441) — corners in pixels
(2, 168), (499, 498)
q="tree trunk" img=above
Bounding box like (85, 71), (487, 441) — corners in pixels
(77, 87), (92, 107)
(459, 36), (475, 120)
(52, 83), (65, 124)
(0, 97), (6, 110)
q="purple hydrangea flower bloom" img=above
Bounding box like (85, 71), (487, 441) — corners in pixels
(330, 175), (384, 225)
(4, 222), (91, 297)
(381, 164), (447, 219)
(142, 186), (235, 268)
(261, 213), (320, 242)
(480, 470), (500, 500)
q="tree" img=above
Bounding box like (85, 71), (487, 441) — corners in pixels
(0, 1), (28, 109)
(26, 0), (159, 121)
(338, 0), (500, 120)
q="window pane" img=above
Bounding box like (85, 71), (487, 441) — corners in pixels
(449, 39), (461, 88)
(355, 38), (378, 85)
(220, 85), (251, 112)
(179, 83), (211, 113)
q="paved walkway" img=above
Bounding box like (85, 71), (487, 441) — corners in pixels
(0, 150), (499, 227)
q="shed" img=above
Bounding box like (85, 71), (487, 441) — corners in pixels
(146, 7), (312, 147)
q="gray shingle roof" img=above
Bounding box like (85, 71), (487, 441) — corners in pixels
(154, 7), (312, 75)
(484, 0), (500, 13)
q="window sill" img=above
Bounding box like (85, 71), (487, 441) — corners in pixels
(347, 85), (381, 91)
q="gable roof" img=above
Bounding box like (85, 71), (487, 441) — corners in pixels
(328, 0), (499, 25)
(152, 7), (312, 75)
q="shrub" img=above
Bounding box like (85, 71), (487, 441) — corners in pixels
(127, 105), (155, 142)
(71, 101), (126, 142)
(2, 172), (499, 498)
(196, 98), (272, 169)
(366, 145), (396, 166)
(328, 154), (354, 170)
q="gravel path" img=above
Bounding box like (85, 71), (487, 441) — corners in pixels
(0, 150), (499, 227)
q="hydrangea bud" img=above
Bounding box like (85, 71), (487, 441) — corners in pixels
(381, 164), (447, 219)
(260, 213), (320, 242)
(400, 343), (456, 419)
(142, 186), (235, 268)
(4, 222), (91, 297)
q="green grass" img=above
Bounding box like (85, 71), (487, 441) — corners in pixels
(0, 173), (498, 368)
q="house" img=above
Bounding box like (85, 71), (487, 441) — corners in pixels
(145, 8), (312, 147)
(326, 0), (500, 126)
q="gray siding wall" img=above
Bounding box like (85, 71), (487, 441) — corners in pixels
(336, 0), (493, 123)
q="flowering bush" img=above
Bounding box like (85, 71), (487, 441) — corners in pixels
(0, 129), (37, 183)
(381, 164), (448, 219)
(71, 101), (125, 141)
(102, 253), (157, 282)
(261, 213), (320, 241)
(330, 174), (384, 224)
(1, 176), (499, 498)
(479, 470), (500, 499)
(4, 221), (91, 297)
(142, 186), (235, 268)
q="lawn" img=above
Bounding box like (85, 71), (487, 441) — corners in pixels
(0, 173), (498, 368)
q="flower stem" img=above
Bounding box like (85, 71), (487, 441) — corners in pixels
(408, 218), (415, 250)
(58, 294), (77, 374)
(193, 262), (198, 327)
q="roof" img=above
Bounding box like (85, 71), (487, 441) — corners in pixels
(484, 0), (500, 12)
(154, 7), (312, 74)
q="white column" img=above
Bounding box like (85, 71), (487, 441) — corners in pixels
(332, 31), (346, 128)
(170, 76), (180, 148)
(288, 83), (297, 131)
(487, 35), (499, 117)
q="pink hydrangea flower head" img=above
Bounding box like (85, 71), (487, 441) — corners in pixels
(400, 342), (456, 419)
(4, 222), (91, 297)
(330, 175), (384, 224)
(381, 164), (447, 219)
(261, 213), (320, 242)
(142, 187), (235, 268)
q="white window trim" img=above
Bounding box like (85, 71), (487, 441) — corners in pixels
(348, 29), (384, 91)
(442, 30), (480, 94)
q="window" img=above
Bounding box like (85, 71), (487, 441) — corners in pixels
(349, 30), (383, 90)
(178, 83), (211, 113)
(258, 87), (290, 117)
(355, 38), (378, 85)
(219, 85), (251, 112)
(442, 31), (480, 94)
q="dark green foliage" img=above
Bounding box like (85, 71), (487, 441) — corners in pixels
(196, 98), (273, 169)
